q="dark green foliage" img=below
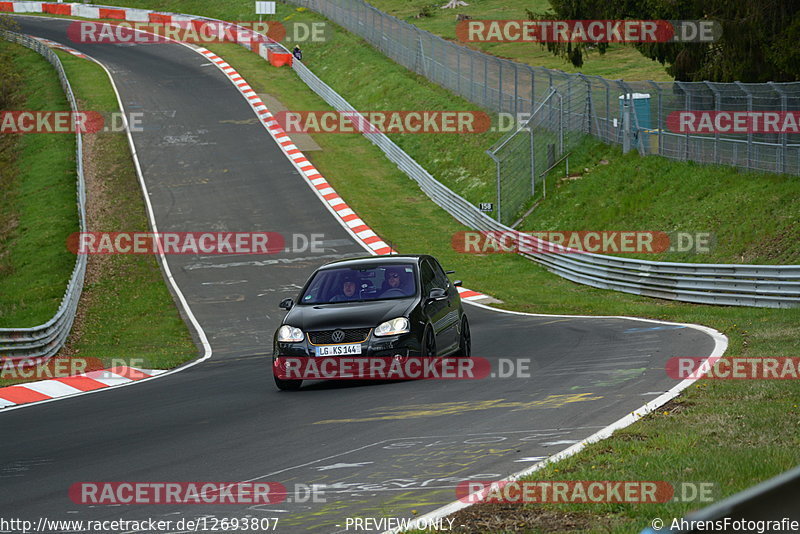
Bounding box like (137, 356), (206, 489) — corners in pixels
(536, 0), (800, 82)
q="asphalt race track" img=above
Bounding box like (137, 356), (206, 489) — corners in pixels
(2, 16), (718, 533)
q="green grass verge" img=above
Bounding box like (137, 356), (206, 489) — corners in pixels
(56, 50), (197, 371)
(0, 40), (77, 328)
(0, 42), (196, 386)
(523, 136), (800, 264)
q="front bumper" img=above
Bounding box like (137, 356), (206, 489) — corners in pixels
(274, 331), (420, 359)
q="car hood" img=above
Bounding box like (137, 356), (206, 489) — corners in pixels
(285, 298), (416, 331)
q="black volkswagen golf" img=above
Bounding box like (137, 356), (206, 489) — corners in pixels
(272, 255), (470, 390)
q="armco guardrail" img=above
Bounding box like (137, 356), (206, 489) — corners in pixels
(291, 60), (800, 309)
(6, 4), (799, 309)
(0, 31), (87, 364)
(640, 465), (800, 533)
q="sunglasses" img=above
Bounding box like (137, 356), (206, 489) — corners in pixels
(388, 273), (400, 279)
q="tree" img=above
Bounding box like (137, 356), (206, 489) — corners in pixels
(532, 0), (800, 82)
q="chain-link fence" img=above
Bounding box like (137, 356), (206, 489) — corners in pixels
(487, 80), (594, 225)
(286, 0), (800, 222)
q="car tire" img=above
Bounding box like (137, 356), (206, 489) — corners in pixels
(274, 374), (302, 391)
(422, 327), (437, 358)
(454, 316), (471, 358)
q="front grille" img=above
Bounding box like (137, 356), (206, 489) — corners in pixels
(308, 328), (371, 345)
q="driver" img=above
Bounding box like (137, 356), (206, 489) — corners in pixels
(332, 274), (359, 302)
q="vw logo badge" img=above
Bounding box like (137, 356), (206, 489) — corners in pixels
(331, 330), (345, 343)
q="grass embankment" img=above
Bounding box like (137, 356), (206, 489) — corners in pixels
(0, 40), (196, 386)
(525, 136), (800, 264)
(0, 39), (77, 329)
(24, 3), (800, 531)
(363, 0), (673, 81)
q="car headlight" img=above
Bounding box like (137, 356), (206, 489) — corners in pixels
(374, 317), (410, 337)
(278, 325), (304, 342)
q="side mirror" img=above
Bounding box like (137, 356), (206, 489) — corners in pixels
(427, 288), (447, 302)
(453, 280), (462, 287)
(279, 298), (294, 310)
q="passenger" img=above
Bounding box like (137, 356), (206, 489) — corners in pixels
(380, 268), (406, 296)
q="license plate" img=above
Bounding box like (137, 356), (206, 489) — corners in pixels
(316, 344), (362, 356)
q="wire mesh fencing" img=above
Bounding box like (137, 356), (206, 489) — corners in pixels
(286, 0), (800, 211)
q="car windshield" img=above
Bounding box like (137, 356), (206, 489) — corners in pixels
(299, 264), (417, 305)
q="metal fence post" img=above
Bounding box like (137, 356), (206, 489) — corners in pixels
(676, 81), (690, 161)
(513, 63), (518, 118)
(469, 51), (474, 102)
(600, 77), (610, 143)
(529, 117), (535, 195)
(705, 81), (721, 164)
(498, 58), (503, 112)
(456, 46), (461, 96)
(735, 81), (754, 170)
(769, 82), (788, 174)
(577, 73), (592, 135)
(415, 34), (425, 76)
(483, 56), (488, 108)
(486, 150), (502, 223)
(647, 80), (663, 156)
